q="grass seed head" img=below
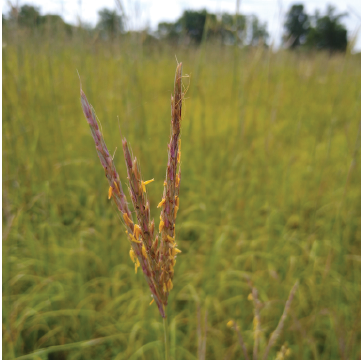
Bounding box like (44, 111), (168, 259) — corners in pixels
(80, 63), (183, 318)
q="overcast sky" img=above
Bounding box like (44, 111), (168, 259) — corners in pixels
(2, 0), (361, 50)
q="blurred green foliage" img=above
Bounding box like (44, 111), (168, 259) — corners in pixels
(157, 10), (268, 46)
(284, 4), (348, 52)
(96, 8), (124, 39)
(2, 30), (361, 360)
(4, 4), (73, 36)
(3, 4), (268, 48)
(306, 6), (348, 52)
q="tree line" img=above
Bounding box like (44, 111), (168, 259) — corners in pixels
(284, 4), (348, 52)
(2, 3), (348, 52)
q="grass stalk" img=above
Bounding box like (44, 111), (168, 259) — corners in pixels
(252, 287), (261, 360)
(261, 281), (299, 360)
(229, 320), (249, 360)
(163, 316), (170, 360)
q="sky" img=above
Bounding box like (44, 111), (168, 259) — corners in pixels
(2, 0), (361, 51)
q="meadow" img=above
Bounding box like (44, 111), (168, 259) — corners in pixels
(2, 32), (361, 359)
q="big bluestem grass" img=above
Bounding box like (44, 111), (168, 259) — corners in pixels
(80, 63), (183, 321)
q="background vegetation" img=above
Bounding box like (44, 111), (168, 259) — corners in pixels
(3, 2), (349, 51)
(2, 5), (361, 359)
(284, 4), (348, 52)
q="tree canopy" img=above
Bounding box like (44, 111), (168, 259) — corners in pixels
(284, 4), (310, 48)
(96, 8), (124, 38)
(156, 9), (268, 46)
(306, 6), (348, 52)
(284, 3), (348, 52)
(3, 4), (72, 34)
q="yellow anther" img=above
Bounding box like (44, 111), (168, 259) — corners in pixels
(123, 212), (133, 226)
(167, 279), (173, 290)
(129, 249), (136, 263)
(248, 293), (253, 301)
(144, 179), (154, 185)
(142, 244), (148, 259)
(130, 249), (140, 273)
(141, 178), (154, 193)
(108, 186), (113, 199)
(157, 198), (166, 208)
(163, 181), (167, 186)
(133, 224), (142, 240)
(177, 151), (181, 163)
(159, 218), (164, 233)
(149, 299), (155, 306)
(174, 206), (179, 218)
(172, 248), (182, 256)
(227, 320), (234, 328)
(178, 139), (181, 151)
(176, 175), (180, 187)
(135, 258), (140, 274)
(167, 235), (175, 243)
(126, 231), (141, 243)
(131, 237), (141, 244)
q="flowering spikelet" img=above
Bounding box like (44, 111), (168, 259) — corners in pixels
(159, 217), (165, 232)
(123, 213), (133, 226)
(133, 224), (142, 240)
(126, 230), (141, 244)
(141, 179), (154, 193)
(80, 63), (184, 318)
(157, 198), (166, 208)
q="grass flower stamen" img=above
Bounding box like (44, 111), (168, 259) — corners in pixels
(141, 179), (154, 193)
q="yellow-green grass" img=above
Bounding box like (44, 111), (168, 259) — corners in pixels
(3, 34), (361, 359)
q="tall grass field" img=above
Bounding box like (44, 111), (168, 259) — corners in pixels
(3, 34), (361, 359)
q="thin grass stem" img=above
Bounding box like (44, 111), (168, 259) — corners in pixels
(233, 322), (249, 360)
(261, 281), (299, 360)
(163, 316), (170, 360)
(252, 287), (261, 360)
